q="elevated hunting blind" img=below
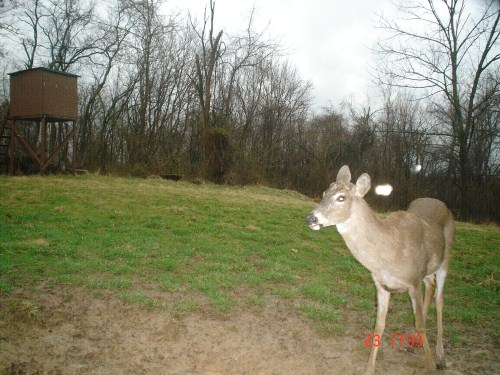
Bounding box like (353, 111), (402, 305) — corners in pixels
(0, 67), (79, 174)
(9, 67), (78, 119)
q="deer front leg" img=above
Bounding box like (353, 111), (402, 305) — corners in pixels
(365, 282), (390, 375)
(409, 286), (437, 374)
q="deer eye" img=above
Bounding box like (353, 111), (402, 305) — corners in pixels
(336, 195), (346, 203)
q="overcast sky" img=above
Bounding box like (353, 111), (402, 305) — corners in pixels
(163, 0), (395, 109)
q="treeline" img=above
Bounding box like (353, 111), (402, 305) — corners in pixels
(0, 0), (498, 221)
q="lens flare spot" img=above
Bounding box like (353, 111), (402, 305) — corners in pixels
(375, 184), (393, 196)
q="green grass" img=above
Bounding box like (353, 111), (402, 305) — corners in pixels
(0, 174), (498, 343)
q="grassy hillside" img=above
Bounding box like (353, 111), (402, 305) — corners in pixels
(0, 175), (498, 343)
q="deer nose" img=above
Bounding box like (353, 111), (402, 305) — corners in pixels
(306, 214), (318, 225)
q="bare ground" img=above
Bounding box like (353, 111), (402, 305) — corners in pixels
(0, 285), (496, 375)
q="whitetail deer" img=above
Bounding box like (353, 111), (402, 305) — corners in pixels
(306, 165), (454, 374)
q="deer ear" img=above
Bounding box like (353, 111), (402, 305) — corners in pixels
(355, 173), (371, 197)
(336, 165), (351, 183)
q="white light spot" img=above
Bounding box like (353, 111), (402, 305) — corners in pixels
(375, 184), (393, 196)
(413, 164), (422, 173)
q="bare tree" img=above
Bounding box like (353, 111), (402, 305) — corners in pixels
(374, 0), (500, 218)
(40, 0), (99, 71)
(78, 0), (135, 166)
(189, 0), (228, 181)
(120, 0), (170, 165)
(6, 0), (109, 72)
(0, 0), (18, 38)
(17, 0), (44, 68)
(374, 90), (431, 207)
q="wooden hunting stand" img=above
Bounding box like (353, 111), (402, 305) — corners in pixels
(0, 68), (79, 175)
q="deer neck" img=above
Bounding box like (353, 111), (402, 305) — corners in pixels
(336, 198), (387, 272)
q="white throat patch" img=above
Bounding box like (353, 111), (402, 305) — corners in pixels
(336, 219), (350, 234)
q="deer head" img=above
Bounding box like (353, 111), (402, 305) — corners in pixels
(306, 165), (371, 231)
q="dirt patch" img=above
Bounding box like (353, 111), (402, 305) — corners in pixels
(0, 286), (496, 374)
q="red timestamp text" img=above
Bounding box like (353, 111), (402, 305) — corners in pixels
(365, 333), (423, 348)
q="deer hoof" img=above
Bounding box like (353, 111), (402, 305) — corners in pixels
(436, 360), (446, 370)
(403, 346), (415, 353)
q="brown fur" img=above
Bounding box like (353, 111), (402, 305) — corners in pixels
(307, 166), (454, 374)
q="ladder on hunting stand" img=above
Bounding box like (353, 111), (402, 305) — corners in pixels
(0, 113), (13, 174)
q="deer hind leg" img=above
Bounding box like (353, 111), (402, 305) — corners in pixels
(401, 275), (435, 355)
(435, 267), (447, 370)
(423, 274), (435, 323)
(365, 283), (390, 375)
(409, 286), (436, 373)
